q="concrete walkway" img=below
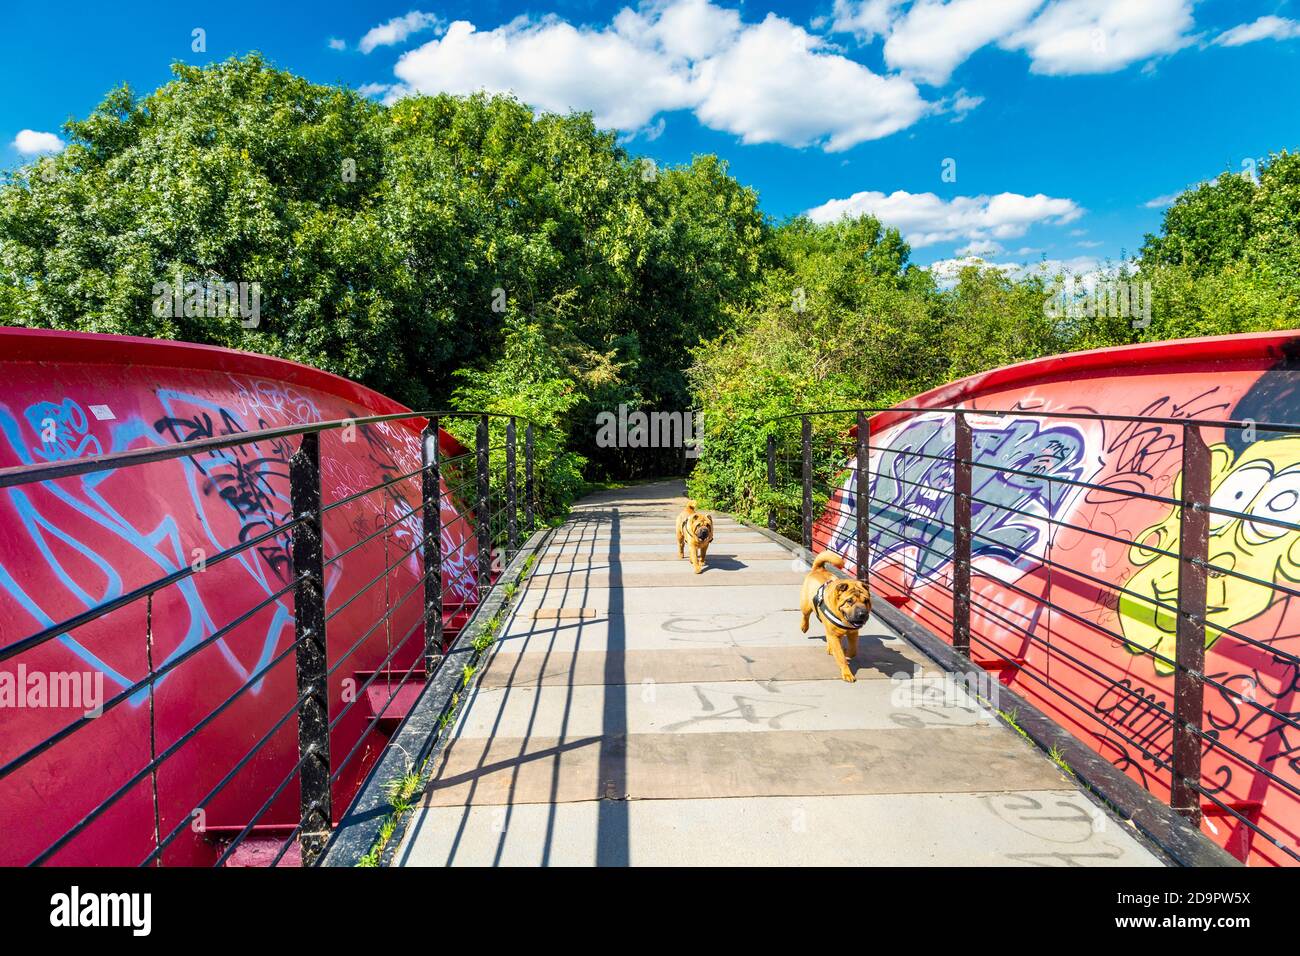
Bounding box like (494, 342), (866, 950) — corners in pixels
(396, 481), (1161, 867)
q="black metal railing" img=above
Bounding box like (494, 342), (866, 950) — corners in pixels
(0, 409), (543, 866)
(766, 405), (1300, 866)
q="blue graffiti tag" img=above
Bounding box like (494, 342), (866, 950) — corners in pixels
(835, 415), (1091, 583)
(0, 390), (314, 704)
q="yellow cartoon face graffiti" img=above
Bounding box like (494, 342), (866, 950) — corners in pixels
(1120, 436), (1300, 675)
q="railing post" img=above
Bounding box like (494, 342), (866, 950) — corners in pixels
(952, 412), (972, 658)
(801, 415), (813, 552)
(525, 423), (535, 534)
(476, 414), (491, 598)
(856, 410), (869, 583)
(289, 431), (330, 865)
(421, 420), (443, 675)
(506, 416), (518, 557)
(766, 433), (777, 532)
(1172, 423), (1210, 825)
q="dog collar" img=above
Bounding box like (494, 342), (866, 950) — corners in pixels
(813, 580), (854, 630)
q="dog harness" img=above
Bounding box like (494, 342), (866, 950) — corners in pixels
(813, 581), (855, 630)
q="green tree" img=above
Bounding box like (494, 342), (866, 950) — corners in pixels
(0, 54), (770, 507)
(1140, 171), (1256, 275)
(6, 54), (1298, 521)
(940, 263), (1065, 380)
(686, 214), (943, 525)
(1135, 151), (1300, 338)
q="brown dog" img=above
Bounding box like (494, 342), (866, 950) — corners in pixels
(676, 501), (714, 574)
(800, 551), (872, 682)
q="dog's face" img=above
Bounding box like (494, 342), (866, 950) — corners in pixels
(826, 579), (871, 629)
(688, 512), (714, 544)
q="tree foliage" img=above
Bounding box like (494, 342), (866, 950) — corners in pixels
(1, 56), (1297, 522)
(0, 55), (766, 508)
(687, 152), (1300, 525)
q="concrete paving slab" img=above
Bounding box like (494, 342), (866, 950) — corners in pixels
(543, 541), (788, 555)
(566, 512), (683, 520)
(420, 726), (1070, 807)
(396, 792), (1161, 867)
(548, 534), (777, 548)
(538, 558), (802, 573)
(480, 642), (930, 687)
(597, 519), (745, 528)
(496, 606), (906, 652)
(538, 546), (780, 561)
(530, 608), (599, 621)
(515, 584), (806, 616)
(451, 677), (992, 739)
(516, 570), (807, 589)
(532, 552), (792, 566)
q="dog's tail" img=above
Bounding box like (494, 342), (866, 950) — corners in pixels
(684, 500), (697, 513)
(811, 550), (844, 571)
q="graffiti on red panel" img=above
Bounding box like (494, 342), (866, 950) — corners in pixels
(840, 413), (1097, 586)
(0, 379), (476, 697)
(0, 366), (474, 864)
(821, 370), (1300, 865)
(0, 382), (316, 697)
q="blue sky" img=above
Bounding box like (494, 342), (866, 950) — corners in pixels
(3, 0), (1299, 274)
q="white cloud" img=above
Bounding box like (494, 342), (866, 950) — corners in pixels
(619, 117), (668, 144)
(328, 37), (346, 51)
(927, 255), (1021, 282)
(1002, 0), (1197, 75)
(394, 17), (698, 130)
(957, 239), (1004, 256)
(369, 0), (1213, 153)
(830, 0), (903, 41)
(1142, 180), (1207, 208)
(360, 11), (444, 54)
(390, 2), (932, 150)
(883, 0), (1044, 84)
(1214, 16), (1300, 47)
(942, 87), (984, 120)
(806, 188), (1083, 247)
(691, 15), (929, 149)
(613, 0), (741, 59)
(927, 252), (1121, 286)
(830, 0), (1198, 82)
(641, 117), (667, 141)
(12, 129), (64, 155)
(1031, 256), (1130, 280)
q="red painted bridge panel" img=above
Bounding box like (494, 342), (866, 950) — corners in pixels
(0, 328), (479, 865)
(816, 330), (1300, 866)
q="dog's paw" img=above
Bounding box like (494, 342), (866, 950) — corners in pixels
(840, 670), (857, 683)
(799, 618), (809, 633)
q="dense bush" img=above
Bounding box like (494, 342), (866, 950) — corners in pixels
(0, 55), (765, 514)
(686, 152), (1300, 526)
